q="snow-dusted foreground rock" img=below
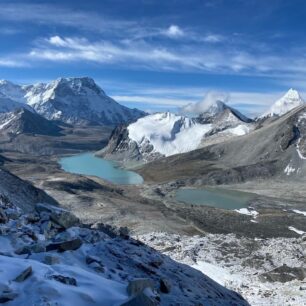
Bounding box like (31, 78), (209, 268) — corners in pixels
(0, 193), (248, 305)
(137, 232), (306, 306)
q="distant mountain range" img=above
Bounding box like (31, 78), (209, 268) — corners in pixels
(0, 77), (146, 126)
(0, 78), (305, 157)
(137, 103), (306, 184)
(99, 89), (306, 164)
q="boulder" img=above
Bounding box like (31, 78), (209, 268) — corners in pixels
(51, 274), (77, 286)
(86, 255), (103, 265)
(159, 279), (171, 294)
(36, 203), (80, 229)
(13, 266), (32, 282)
(46, 238), (83, 252)
(127, 278), (155, 296)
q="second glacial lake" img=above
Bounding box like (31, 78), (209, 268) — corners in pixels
(59, 153), (144, 185)
(175, 188), (255, 210)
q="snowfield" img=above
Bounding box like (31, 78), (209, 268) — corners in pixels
(127, 110), (251, 158)
(128, 112), (212, 156)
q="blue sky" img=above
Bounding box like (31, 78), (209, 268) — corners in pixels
(1, 0), (306, 116)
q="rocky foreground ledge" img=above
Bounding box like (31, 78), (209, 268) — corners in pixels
(0, 194), (248, 306)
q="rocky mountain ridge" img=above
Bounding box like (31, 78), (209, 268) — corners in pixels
(0, 108), (62, 137)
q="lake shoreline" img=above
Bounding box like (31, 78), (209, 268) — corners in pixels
(59, 152), (144, 185)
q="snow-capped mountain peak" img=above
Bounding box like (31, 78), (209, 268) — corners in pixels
(198, 99), (251, 124)
(24, 77), (146, 125)
(261, 88), (305, 118)
(202, 99), (227, 115)
(0, 77), (146, 126)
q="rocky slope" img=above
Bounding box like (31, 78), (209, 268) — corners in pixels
(98, 103), (252, 165)
(0, 168), (58, 212)
(0, 169), (248, 305)
(0, 108), (62, 137)
(0, 77), (146, 126)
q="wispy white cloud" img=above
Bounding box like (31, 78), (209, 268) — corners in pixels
(202, 34), (224, 43)
(163, 25), (185, 38)
(112, 95), (194, 107)
(106, 81), (294, 117)
(25, 35), (306, 78)
(0, 3), (134, 36)
(0, 57), (27, 67)
(180, 92), (229, 115)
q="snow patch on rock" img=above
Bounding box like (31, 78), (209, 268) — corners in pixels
(284, 164), (296, 175)
(234, 208), (258, 217)
(288, 226), (306, 235)
(292, 210), (306, 217)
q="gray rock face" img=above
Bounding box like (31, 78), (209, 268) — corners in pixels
(96, 125), (145, 164)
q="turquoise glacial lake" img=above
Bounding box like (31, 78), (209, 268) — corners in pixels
(59, 153), (143, 185)
(175, 188), (254, 210)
